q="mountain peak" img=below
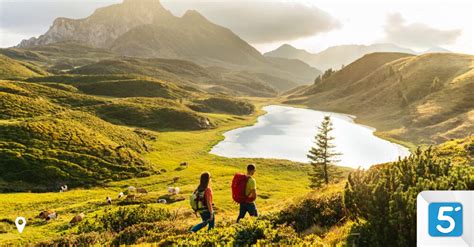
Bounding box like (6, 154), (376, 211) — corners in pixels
(423, 46), (451, 54)
(121, 0), (163, 8)
(18, 0), (172, 48)
(275, 44), (301, 51)
(182, 10), (209, 22)
(280, 44), (294, 48)
(264, 44), (312, 60)
(123, 0), (159, 3)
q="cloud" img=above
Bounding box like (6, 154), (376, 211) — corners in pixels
(384, 13), (461, 48)
(162, 0), (341, 43)
(0, 1), (119, 33)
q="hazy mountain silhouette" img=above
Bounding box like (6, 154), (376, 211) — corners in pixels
(423, 46), (452, 53)
(265, 43), (417, 71)
(17, 0), (320, 87)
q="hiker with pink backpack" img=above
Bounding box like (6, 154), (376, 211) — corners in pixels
(232, 164), (258, 223)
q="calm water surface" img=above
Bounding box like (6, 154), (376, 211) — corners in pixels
(210, 105), (410, 169)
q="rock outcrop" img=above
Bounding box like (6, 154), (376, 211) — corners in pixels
(18, 0), (174, 48)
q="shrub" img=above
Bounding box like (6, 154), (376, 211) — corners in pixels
(36, 232), (110, 247)
(112, 221), (182, 245)
(276, 190), (346, 233)
(78, 205), (172, 233)
(155, 219), (321, 246)
(190, 97), (255, 115)
(344, 147), (474, 246)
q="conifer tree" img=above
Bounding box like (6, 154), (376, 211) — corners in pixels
(307, 115), (341, 188)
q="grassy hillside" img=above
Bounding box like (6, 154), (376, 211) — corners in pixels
(0, 103), (337, 245)
(5, 45), (280, 97)
(189, 97), (255, 115)
(286, 53), (474, 144)
(5, 81), (108, 107)
(0, 111), (153, 192)
(0, 54), (48, 79)
(301, 52), (413, 95)
(2, 40), (314, 97)
(0, 61), (260, 193)
(70, 58), (212, 83)
(69, 58), (291, 96)
(77, 78), (192, 99)
(0, 42), (117, 73)
(0, 81), (155, 192)
(26, 74), (193, 100)
(92, 98), (214, 130)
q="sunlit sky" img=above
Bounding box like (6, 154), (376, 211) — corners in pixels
(0, 0), (472, 54)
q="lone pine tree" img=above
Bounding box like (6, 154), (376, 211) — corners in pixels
(307, 115), (341, 188)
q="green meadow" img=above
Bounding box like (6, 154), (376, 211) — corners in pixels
(0, 102), (351, 245)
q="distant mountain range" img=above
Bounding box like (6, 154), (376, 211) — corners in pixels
(264, 43), (452, 71)
(16, 0), (320, 90)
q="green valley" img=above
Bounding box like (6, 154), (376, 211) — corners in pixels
(1, 0), (473, 246)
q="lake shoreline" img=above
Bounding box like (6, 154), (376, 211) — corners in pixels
(210, 104), (411, 169)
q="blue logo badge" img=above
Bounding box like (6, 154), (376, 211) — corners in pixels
(428, 202), (463, 237)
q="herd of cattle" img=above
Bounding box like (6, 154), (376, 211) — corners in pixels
(35, 162), (189, 226)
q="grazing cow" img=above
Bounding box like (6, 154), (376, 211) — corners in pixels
(69, 213), (85, 225)
(126, 194), (136, 201)
(38, 210), (54, 220)
(157, 199), (167, 204)
(127, 186), (136, 192)
(106, 197), (112, 205)
(136, 188), (148, 195)
(167, 187), (180, 195)
(118, 192), (124, 198)
(60, 185), (68, 192)
(46, 212), (58, 221)
(172, 177), (180, 183)
(180, 162), (188, 167)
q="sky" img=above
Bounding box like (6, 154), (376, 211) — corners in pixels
(0, 0), (472, 54)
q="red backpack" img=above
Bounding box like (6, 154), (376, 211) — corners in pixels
(232, 173), (250, 203)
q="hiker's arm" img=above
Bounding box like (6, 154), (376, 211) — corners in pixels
(206, 189), (214, 217)
(248, 189), (256, 200)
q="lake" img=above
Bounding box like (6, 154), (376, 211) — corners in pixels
(210, 105), (410, 169)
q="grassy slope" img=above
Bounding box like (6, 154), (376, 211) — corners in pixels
(91, 98), (214, 130)
(1, 42), (115, 68)
(0, 54), (48, 79)
(1, 43), (293, 97)
(286, 52), (474, 145)
(70, 58), (280, 96)
(0, 81), (156, 192)
(0, 103), (337, 244)
(0, 79), (253, 192)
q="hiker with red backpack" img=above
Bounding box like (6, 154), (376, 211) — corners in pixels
(189, 172), (215, 232)
(232, 164), (258, 223)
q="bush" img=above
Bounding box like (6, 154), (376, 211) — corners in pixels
(158, 219), (320, 246)
(37, 232), (110, 247)
(190, 97), (255, 115)
(112, 221), (182, 245)
(276, 190), (346, 233)
(78, 205), (172, 233)
(344, 147), (474, 246)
